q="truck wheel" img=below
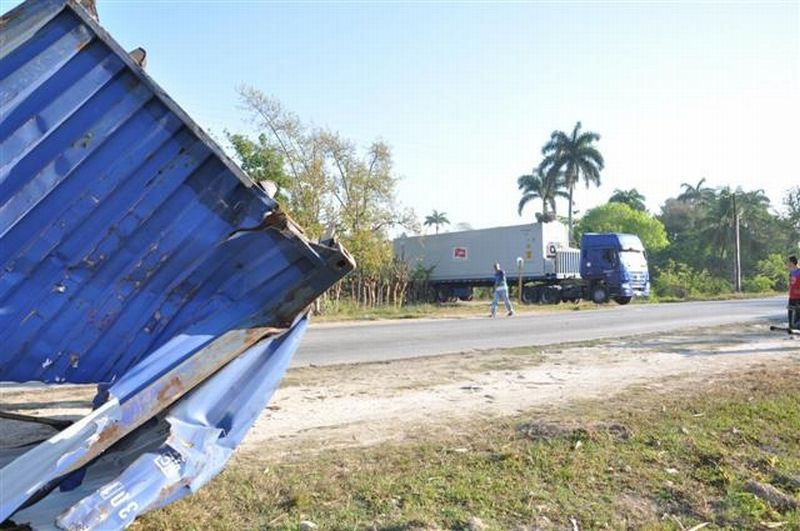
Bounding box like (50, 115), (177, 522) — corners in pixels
(613, 296), (632, 305)
(542, 286), (561, 305)
(522, 286), (542, 305)
(591, 285), (609, 304)
(435, 286), (451, 303)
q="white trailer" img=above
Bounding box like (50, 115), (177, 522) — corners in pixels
(394, 223), (580, 300)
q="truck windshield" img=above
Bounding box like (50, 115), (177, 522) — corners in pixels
(619, 250), (647, 271)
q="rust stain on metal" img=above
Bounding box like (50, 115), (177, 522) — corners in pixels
(94, 423), (122, 447)
(158, 482), (184, 502)
(244, 326), (287, 344)
(157, 376), (185, 403)
(76, 37), (92, 51)
(0, 6), (23, 27)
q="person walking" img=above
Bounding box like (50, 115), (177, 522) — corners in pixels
(490, 262), (514, 318)
(788, 255), (800, 331)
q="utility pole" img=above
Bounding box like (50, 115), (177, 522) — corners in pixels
(733, 193), (742, 292)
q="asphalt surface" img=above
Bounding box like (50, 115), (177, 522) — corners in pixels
(292, 297), (787, 367)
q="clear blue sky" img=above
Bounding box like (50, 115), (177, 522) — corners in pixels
(14, 0), (799, 231)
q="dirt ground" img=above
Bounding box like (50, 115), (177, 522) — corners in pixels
(248, 323), (800, 457)
(2, 324), (798, 459)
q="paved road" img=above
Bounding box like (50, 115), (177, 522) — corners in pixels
(293, 297), (787, 367)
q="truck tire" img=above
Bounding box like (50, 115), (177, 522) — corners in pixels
(542, 286), (561, 305)
(435, 286), (451, 303)
(591, 285), (609, 304)
(613, 296), (632, 305)
(522, 285), (542, 305)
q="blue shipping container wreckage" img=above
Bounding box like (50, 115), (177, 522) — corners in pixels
(0, 0), (355, 527)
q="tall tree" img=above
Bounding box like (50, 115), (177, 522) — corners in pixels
(517, 169), (567, 223)
(424, 210), (450, 234)
(678, 178), (714, 203)
(698, 187), (772, 278)
(609, 188), (647, 212)
(576, 202), (669, 253)
(236, 85), (416, 241)
(226, 132), (290, 202)
(539, 122), (604, 241)
(784, 186), (800, 235)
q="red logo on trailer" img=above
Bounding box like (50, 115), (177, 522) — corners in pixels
(453, 247), (468, 260)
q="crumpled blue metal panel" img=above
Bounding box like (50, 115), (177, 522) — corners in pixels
(10, 316), (308, 529)
(0, 0), (354, 527)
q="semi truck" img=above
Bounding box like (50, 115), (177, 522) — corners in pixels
(394, 222), (650, 305)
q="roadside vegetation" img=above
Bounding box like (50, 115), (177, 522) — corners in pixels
(139, 365), (799, 530)
(226, 93), (800, 314)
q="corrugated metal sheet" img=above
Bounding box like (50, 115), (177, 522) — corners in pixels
(0, 0), (354, 527)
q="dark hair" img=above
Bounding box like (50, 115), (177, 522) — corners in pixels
(790, 256), (798, 266)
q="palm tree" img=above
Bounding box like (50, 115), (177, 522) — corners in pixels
(678, 178), (714, 204)
(424, 210), (450, 234)
(539, 121), (604, 241)
(609, 188), (647, 211)
(699, 187), (770, 274)
(517, 169), (568, 222)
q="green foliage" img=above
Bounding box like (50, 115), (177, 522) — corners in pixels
(577, 202), (669, 252)
(423, 210), (450, 234)
(234, 87), (421, 309)
(517, 169), (568, 222)
(783, 186), (800, 233)
(608, 188), (647, 211)
(655, 184), (799, 295)
(538, 121), (604, 239)
(755, 254), (790, 291)
(742, 275), (774, 293)
(653, 260), (730, 298)
(226, 132), (290, 201)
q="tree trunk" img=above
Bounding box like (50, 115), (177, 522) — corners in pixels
(567, 184), (575, 244)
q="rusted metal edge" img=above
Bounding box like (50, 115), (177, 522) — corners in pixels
(0, 325), (288, 523)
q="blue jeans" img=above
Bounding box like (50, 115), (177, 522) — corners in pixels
(491, 286), (513, 317)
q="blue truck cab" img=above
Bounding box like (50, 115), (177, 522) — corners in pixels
(579, 233), (651, 304)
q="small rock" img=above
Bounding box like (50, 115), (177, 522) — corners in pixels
(665, 467), (679, 475)
(743, 481), (799, 511)
(773, 472), (800, 492)
(299, 520), (318, 531)
(467, 516), (486, 531)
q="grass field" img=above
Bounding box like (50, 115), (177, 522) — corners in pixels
(314, 292), (781, 323)
(138, 364), (799, 530)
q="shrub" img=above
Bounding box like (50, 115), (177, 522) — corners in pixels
(754, 253), (789, 291)
(742, 275), (774, 293)
(653, 260), (731, 299)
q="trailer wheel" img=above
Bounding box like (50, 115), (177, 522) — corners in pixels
(434, 286), (452, 303)
(591, 285), (609, 304)
(522, 286), (542, 305)
(542, 286), (561, 305)
(613, 296), (632, 305)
